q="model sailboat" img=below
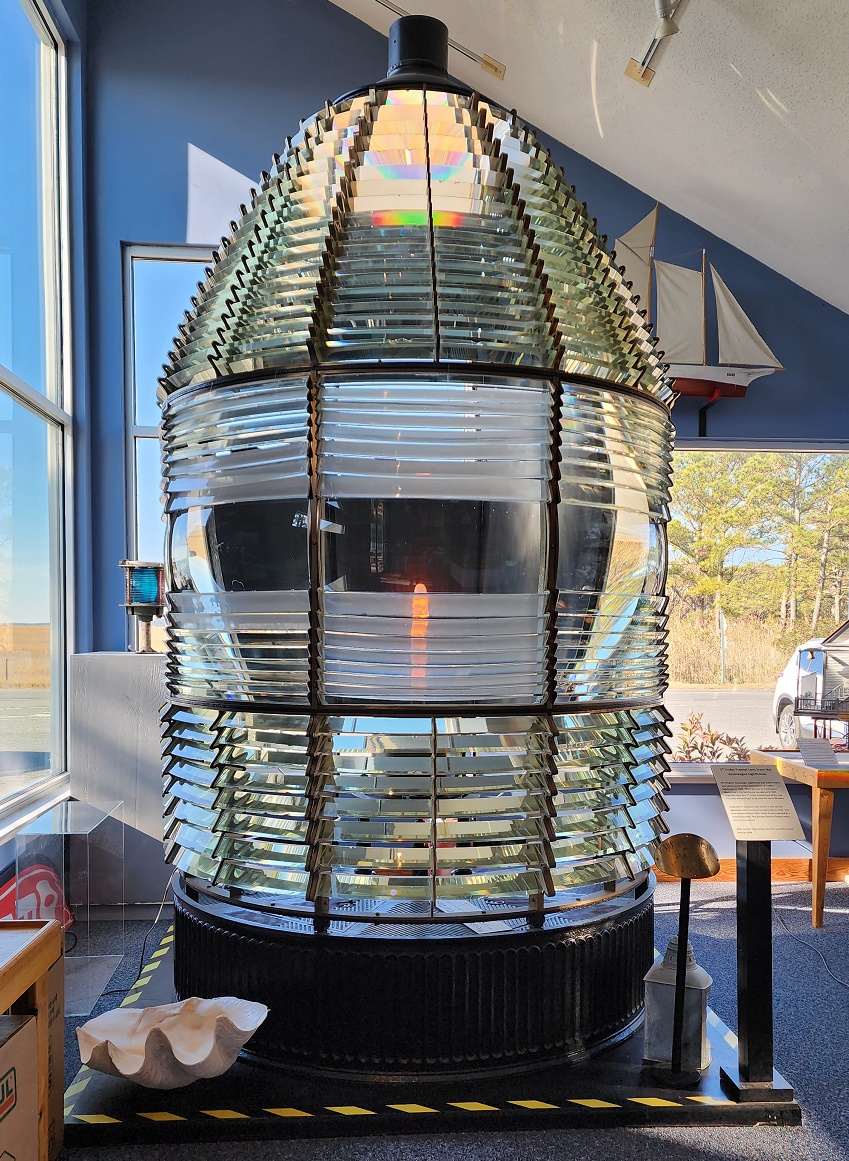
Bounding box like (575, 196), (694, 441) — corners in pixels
(615, 205), (783, 400)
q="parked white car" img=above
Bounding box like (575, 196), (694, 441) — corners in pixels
(772, 639), (822, 748)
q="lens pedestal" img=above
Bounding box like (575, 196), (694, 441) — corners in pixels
(174, 875), (654, 1077)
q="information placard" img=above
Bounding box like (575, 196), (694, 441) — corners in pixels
(796, 738), (849, 771)
(711, 763), (805, 842)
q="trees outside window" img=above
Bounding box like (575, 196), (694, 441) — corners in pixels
(667, 452), (849, 755)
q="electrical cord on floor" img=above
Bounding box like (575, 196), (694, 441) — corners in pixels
(659, 887), (849, 988)
(101, 870), (176, 1000)
(771, 902), (849, 991)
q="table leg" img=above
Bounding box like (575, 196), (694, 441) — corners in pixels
(811, 786), (834, 929)
(29, 972), (51, 1161)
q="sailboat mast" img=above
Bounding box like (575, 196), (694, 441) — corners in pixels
(646, 201), (659, 327)
(701, 249), (707, 366)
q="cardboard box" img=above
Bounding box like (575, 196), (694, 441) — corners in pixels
(45, 955), (63, 1161)
(0, 1015), (38, 1161)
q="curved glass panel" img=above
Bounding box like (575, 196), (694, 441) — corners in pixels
(645, 519), (669, 596)
(163, 706), (669, 911)
(170, 501), (309, 594)
(160, 92), (672, 402)
(321, 499), (544, 595)
(555, 383), (672, 704)
(317, 371), (553, 704)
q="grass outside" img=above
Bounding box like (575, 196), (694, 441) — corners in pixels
(667, 611), (790, 688)
(0, 624), (50, 689)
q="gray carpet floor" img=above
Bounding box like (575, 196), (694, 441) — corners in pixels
(64, 915), (175, 1079)
(62, 880), (849, 1160)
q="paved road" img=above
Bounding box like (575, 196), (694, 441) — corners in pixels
(0, 689), (50, 752)
(665, 687), (777, 754)
(0, 689), (51, 798)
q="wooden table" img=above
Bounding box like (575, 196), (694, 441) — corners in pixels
(752, 750), (849, 928)
(0, 921), (63, 1160)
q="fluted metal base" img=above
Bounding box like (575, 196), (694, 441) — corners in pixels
(174, 876), (654, 1077)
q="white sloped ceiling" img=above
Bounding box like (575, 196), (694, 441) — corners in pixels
(330, 0), (849, 314)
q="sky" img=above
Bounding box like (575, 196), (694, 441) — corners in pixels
(0, 0), (52, 626)
(132, 256), (210, 562)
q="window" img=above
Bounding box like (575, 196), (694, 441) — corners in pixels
(0, 0), (69, 804)
(124, 248), (211, 647)
(667, 450), (849, 760)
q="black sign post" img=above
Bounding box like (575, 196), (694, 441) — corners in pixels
(719, 840), (795, 1102)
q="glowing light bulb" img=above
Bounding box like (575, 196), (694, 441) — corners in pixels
(411, 581), (428, 687)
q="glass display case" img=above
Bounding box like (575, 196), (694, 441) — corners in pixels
(14, 801), (124, 1015)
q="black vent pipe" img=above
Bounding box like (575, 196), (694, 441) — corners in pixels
(336, 14), (470, 101)
(387, 15), (449, 78)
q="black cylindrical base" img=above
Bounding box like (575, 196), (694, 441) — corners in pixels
(174, 879), (654, 1077)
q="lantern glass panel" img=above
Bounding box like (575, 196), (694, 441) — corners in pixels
(126, 565), (162, 606)
(169, 501), (310, 594)
(320, 498), (545, 595)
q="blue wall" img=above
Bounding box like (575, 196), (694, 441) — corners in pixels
(535, 129), (849, 447)
(83, 0), (849, 651)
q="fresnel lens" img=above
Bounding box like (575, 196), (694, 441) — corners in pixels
(160, 16), (675, 1073)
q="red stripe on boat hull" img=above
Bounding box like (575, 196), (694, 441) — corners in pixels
(671, 377), (749, 399)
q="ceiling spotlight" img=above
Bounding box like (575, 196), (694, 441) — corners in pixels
(654, 16), (679, 38)
(654, 0), (680, 37)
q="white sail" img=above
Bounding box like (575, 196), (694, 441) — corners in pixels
(654, 260), (705, 364)
(616, 242), (651, 317)
(618, 207), (657, 265)
(711, 265), (783, 368)
(615, 206), (656, 318)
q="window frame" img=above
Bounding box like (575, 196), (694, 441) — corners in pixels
(0, 0), (73, 819)
(666, 440), (849, 776)
(676, 438), (849, 452)
(122, 243), (213, 649)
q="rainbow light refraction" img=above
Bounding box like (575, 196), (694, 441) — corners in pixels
(370, 209), (467, 228)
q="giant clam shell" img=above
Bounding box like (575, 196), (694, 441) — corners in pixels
(76, 996), (268, 1088)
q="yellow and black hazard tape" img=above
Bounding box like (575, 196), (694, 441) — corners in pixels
(119, 927), (173, 1007)
(67, 1092), (735, 1125)
(64, 924), (176, 1120)
(65, 933), (747, 1129)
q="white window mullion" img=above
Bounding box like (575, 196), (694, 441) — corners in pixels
(0, 360), (70, 426)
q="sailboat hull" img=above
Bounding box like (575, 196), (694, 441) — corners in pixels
(667, 364), (779, 398)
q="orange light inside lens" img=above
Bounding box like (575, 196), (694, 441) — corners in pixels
(411, 582), (428, 686)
